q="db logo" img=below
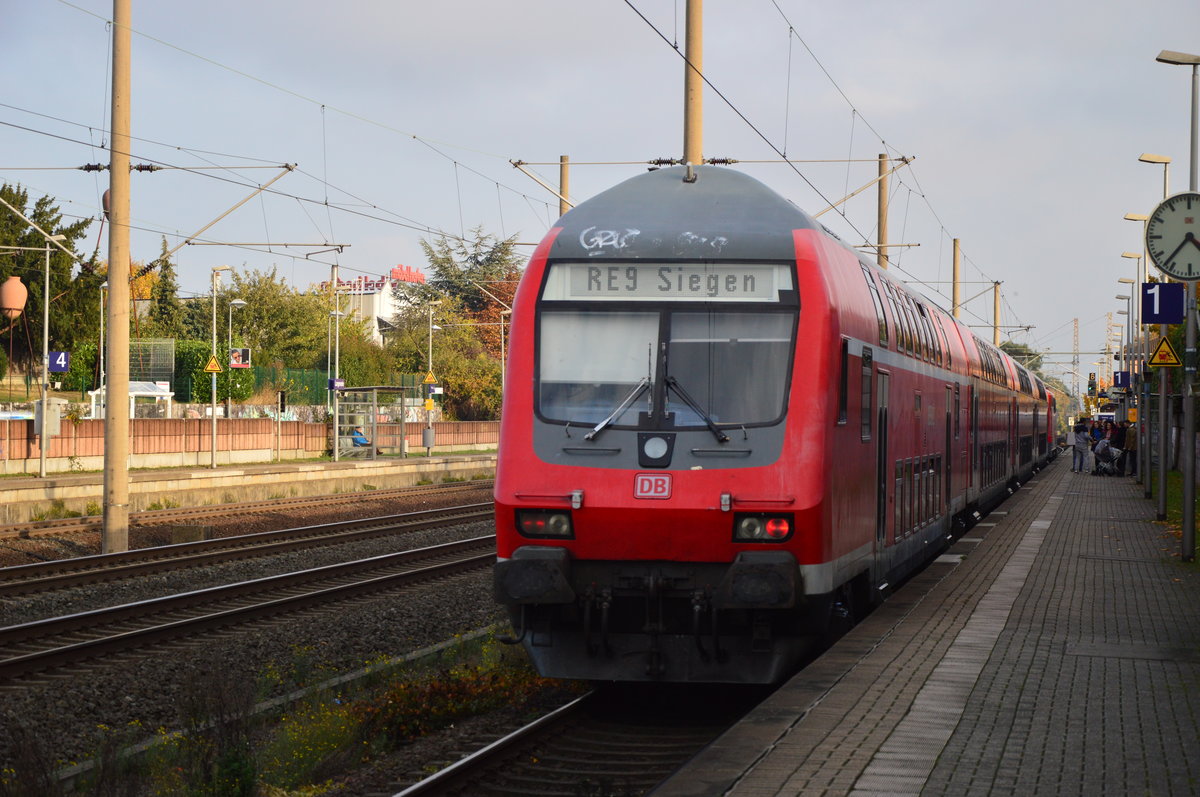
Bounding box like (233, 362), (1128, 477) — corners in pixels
(634, 473), (672, 499)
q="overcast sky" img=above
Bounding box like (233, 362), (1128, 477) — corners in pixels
(3, 0), (1199, 388)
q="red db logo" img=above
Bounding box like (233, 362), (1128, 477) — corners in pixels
(634, 473), (672, 499)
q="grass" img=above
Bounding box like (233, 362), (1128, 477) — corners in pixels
(1152, 468), (1200, 565)
(0, 632), (580, 796)
(28, 500), (83, 521)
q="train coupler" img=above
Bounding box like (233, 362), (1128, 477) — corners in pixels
(691, 590), (711, 662)
(582, 586), (613, 657)
(499, 604), (528, 645)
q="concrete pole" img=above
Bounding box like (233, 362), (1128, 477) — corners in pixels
(99, 283), (106, 418)
(877, 154), (889, 269)
(559, 156), (570, 218)
(993, 282), (1001, 346)
(1182, 62), (1198, 561)
(39, 241), (49, 479)
(103, 0), (131, 553)
(952, 238), (961, 319)
(210, 268), (218, 469)
(333, 266), (341, 461)
(683, 0), (702, 166)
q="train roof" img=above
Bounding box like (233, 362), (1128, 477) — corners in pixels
(548, 166), (822, 261)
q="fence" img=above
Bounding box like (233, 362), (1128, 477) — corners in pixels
(0, 418), (499, 475)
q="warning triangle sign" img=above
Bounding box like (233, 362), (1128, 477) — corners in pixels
(1149, 337), (1182, 367)
(203, 354), (223, 373)
(423, 370), (438, 384)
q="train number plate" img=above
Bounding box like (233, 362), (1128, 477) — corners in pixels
(634, 473), (672, 499)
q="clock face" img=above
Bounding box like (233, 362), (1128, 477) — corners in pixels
(1147, 191), (1200, 280)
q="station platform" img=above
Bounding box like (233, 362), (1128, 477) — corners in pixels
(0, 454), (496, 524)
(655, 460), (1200, 796)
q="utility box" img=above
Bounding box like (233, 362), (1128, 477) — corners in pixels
(34, 397), (68, 437)
(422, 427), (436, 450)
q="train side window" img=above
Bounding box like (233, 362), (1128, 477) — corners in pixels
(860, 264), (889, 347)
(838, 339), (849, 425)
(918, 304), (942, 367)
(954, 383), (961, 439)
(860, 347), (873, 441)
(894, 460), (903, 539)
(884, 283), (909, 355)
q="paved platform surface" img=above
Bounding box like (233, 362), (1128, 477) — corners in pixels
(655, 459), (1200, 796)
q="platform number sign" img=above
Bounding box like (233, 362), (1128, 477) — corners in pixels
(48, 351), (70, 373)
(1143, 282), (1185, 325)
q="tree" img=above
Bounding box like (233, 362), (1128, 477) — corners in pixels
(1000, 341), (1044, 375)
(0, 184), (93, 372)
(227, 267), (328, 368)
(143, 239), (185, 338)
(389, 227), (523, 418)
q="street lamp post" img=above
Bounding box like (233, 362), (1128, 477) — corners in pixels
(99, 282), (107, 419)
(468, 280), (514, 395)
(330, 308), (344, 461)
(37, 235), (67, 478)
(227, 298), (246, 418)
(1155, 49), (1199, 561)
(501, 309), (512, 391)
(1135, 156), (1170, 514)
(210, 265), (231, 469)
(425, 301), (442, 455)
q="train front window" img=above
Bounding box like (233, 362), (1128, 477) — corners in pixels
(538, 310), (660, 426)
(666, 312), (794, 425)
(537, 261), (797, 431)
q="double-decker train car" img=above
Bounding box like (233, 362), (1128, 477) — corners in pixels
(493, 166), (1053, 683)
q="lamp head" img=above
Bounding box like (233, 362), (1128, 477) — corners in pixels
(1138, 153), (1172, 164)
(1157, 50), (1200, 66)
(1124, 213), (1149, 222)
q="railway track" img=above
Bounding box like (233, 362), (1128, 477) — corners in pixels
(0, 480), (494, 541)
(0, 503), (494, 598)
(395, 684), (760, 796)
(0, 535), (496, 682)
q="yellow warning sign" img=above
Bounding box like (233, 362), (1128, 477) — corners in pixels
(423, 371), (437, 384)
(203, 354), (223, 373)
(1149, 337), (1182, 367)
(424, 398), (435, 411)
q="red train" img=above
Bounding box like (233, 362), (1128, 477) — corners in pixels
(493, 166), (1055, 683)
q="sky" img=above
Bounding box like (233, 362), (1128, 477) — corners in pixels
(3, 0), (1199, 392)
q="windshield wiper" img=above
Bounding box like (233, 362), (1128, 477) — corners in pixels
(666, 377), (730, 443)
(584, 377), (651, 441)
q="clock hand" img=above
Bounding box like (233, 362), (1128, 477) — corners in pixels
(1186, 232), (1200, 252)
(1163, 236), (1191, 267)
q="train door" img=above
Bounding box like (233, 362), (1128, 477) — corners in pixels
(1010, 397), (1018, 473)
(970, 385), (979, 489)
(873, 370), (890, 588)
(945, 385), (953, 509)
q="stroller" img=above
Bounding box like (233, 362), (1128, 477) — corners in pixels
(1092, 438), (1123, 476)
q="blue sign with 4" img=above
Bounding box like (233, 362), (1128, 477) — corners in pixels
(48, 351), (70, 373)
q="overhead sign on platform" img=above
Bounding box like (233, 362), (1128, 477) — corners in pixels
(1143, 282), (1185, 325)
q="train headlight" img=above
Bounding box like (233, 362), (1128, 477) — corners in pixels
(733, 513), (793, 542)
(516, 509), (575, 539)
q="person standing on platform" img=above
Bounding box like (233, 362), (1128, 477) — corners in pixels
(1124, 421), (1138, 477)
(1111, 421), (1126, 472)
(1072, 423), (1091, 473)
